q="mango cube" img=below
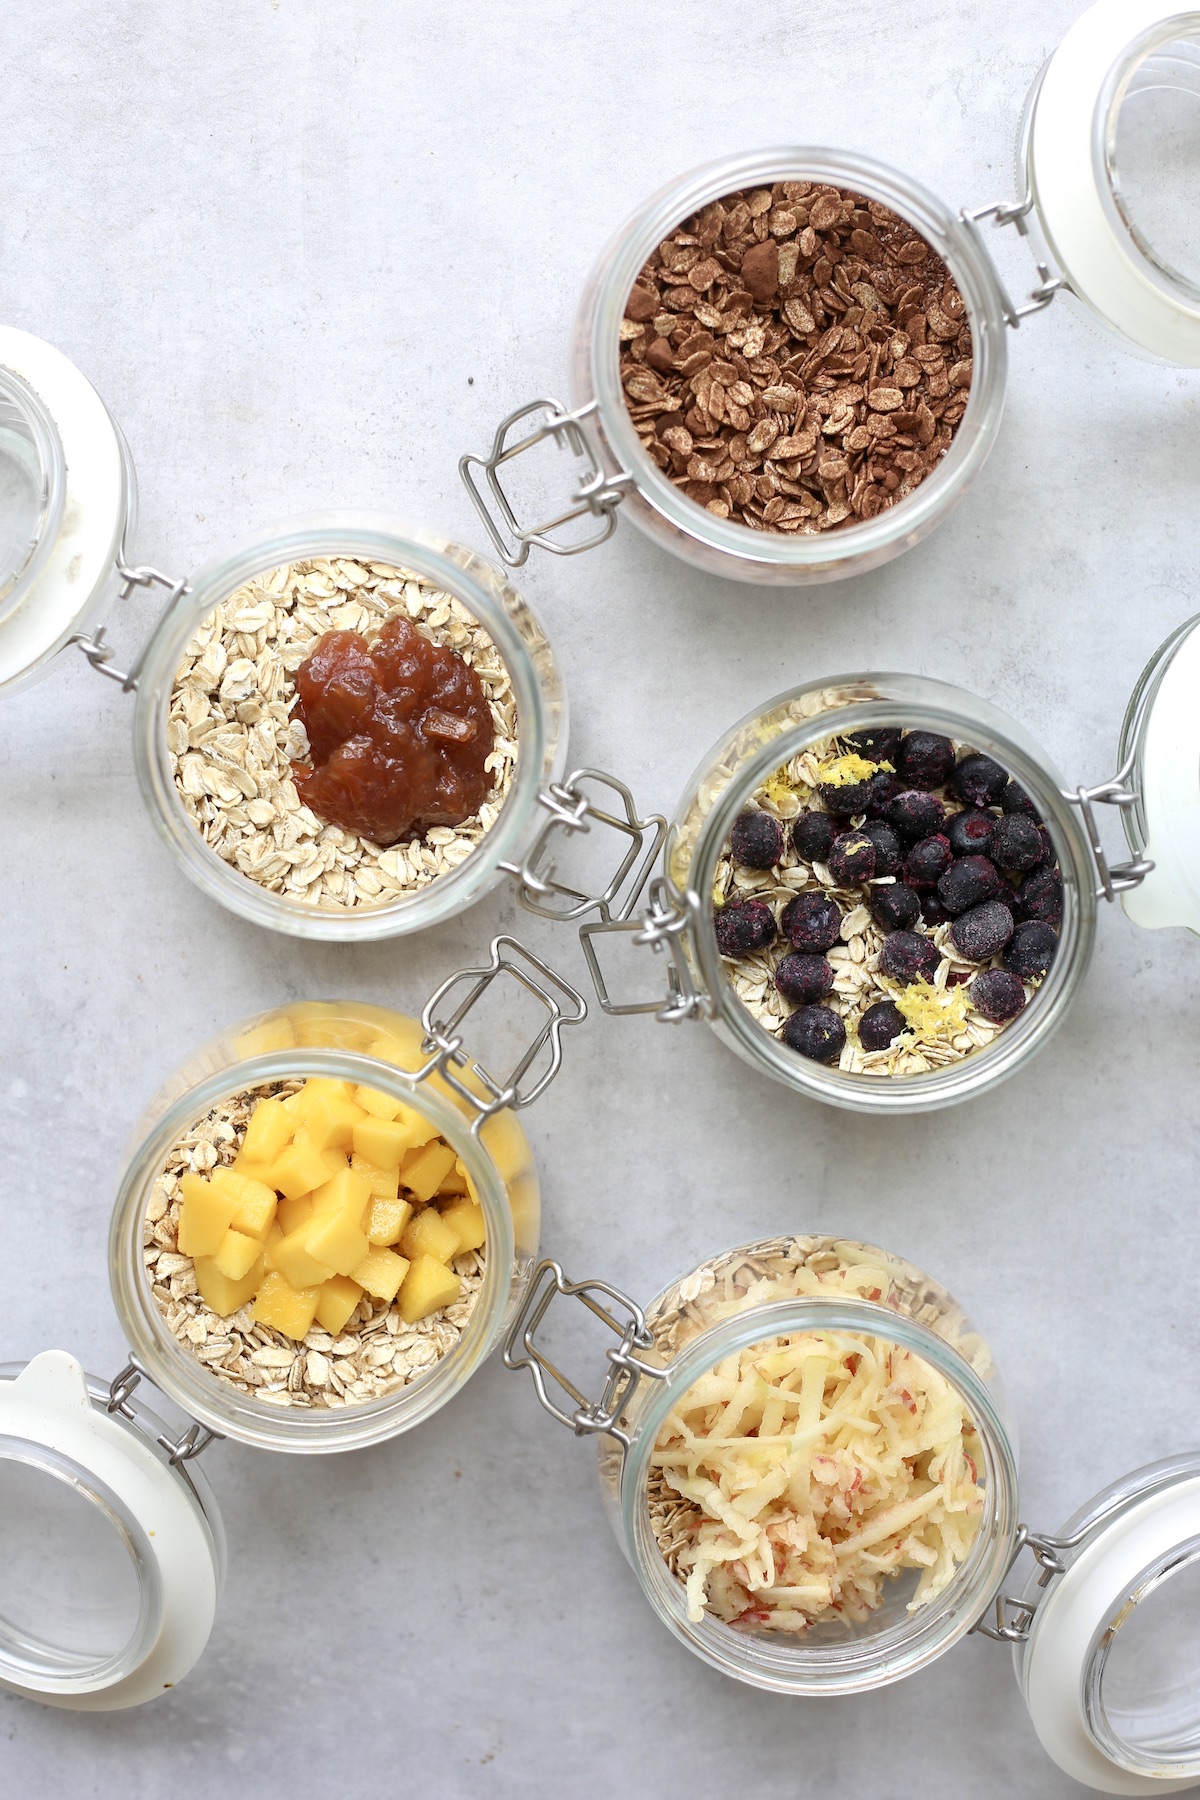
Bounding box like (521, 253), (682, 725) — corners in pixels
(252, 1271), (320, 1340)
(399, 1206), (460, 1266)
(351, 1153), (400, 1202)
(401, 1140), (458, 1203)
(194, 1252), (265, 1317)
(304, 1209), (370, 1278)
(303, 1087), (367, 1154)
(364, 1194), (412, 1247)
(436, 1158), (470, 1197)
(240, 1095), (295, 1166)
(355, 1084), (402, 1121)
(177, 1173), (237, 1259)
(314, 1275), (362, 1336)
(350, 1247), (410, 1303)
(268, 1129), (339, 1200)
(351, 1114), (418, 1171)
(277, 1193), (314, 1236)
(439, 1197), (486, 1255)
(398, 1254), (461, 1323)
(214, 1228), (265, 1281)
(311, 1167), (372, 1224)
(272, 1225), (335, 1290)
(210, 1167), (277, 1241)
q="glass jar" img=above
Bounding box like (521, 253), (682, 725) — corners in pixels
(507, 1235), (1200, 1794)
(0, 329), (567, 941)
(0, 939), (586, 1708)
(460, 1), (1200, 587)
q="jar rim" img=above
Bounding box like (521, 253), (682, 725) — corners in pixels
(0, 364), (67, 630)
(586, 146), (1009, 573)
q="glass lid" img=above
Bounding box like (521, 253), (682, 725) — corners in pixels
(1119, 618), (1200, 936)
(0, 1351), (222, 1709)
(1025, 1), (1200, 364)
(0, 365), (65, 628)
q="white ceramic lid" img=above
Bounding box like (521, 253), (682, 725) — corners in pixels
(0, 1351), (221, 1710)
(1027, 0), (1200, 364)
(1120, 620), (1200, 934)
(1021, 1467), (1200, 1792)
(0, 326), (130, 693)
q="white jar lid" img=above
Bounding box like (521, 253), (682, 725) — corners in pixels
(1027, 0), (1200, 364)
(1120, 620), (1200, 934)
(0, 1351), (220, 1709)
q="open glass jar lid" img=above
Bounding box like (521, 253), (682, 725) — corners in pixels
(0, 942), (585, 1709)
(461, 0), (1200, 587)
(505, 619), (1199, 1113)
(506, 1235), (1200, 1794)
(0, 328), (567, 940)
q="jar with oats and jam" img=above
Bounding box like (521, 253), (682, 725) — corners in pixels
(0, 942), (584, 1708)
(506, 1235), (1200, 1794)
(461, 0), (1200, 586)
(0, 323), (567, 940)
(506, 634), (1200, 1112)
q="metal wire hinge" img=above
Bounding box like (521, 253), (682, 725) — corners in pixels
(460, 397), (635, 567)
(107, 1358), (223, 1466)
(972, 1519), (1098, 1643)
(502, 767), (668, 926)
(960, 195), (1070, 327)
(1063, 745), (1154, 901)
(580, 876), (713, 1023)
(71, 556), (190, 691)
(503, 1259), (666, 1448)
(413, 935), (587, 1125)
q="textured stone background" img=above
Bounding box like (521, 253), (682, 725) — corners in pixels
(2, 1), (1199, 1793)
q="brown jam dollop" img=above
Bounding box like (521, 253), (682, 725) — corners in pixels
(291, 616), (496, 845)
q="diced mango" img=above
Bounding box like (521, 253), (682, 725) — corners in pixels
(304, 1209), (370, 1278)
(396, 1103), (440, 1150)
(439, 1197), (486, 1255)
(177, 1173), (237, 1259)
(210, 1168), (277, 1241)
(351, 1153), (400, 1202)
(315, 1275), (362, 1336)
(364, 1194), (412, 1247)
(252, 1271), (320, 1340)
(351, 1114), (418, 1170)
(230, 1152), (277, 1185)
(402, 1140), (458, 1203)
(436, 1158), (470, 1197)
(240, 1095), (295, 1165)
(272, 1225), (335, 1290)
(398, 1254), (461, 1323)
(277, 1193), (314, 1236)
(355, 1084), (402, 1121)
(214, 1228), (264, 1281)
(350, 1247), (410, 1303)
(311, 1167), (372, 1224)
(268, 1129), (339, 1200)
(194, 1252), (265, 1317)
(399, 1206), (460, 1266)
(235, 1017), (295, 1056)
(303, 1087), (367, 1154)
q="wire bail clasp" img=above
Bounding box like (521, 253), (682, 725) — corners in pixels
(106, 1357), (223, 1466)
(71, 554), (190, 691)
(960, 194), (1070, 326)
(460, 397), (634, 567)
(1063, 745), (1154, 902)
(501, 767), (668, 925)
(580, 877), (713, 1023)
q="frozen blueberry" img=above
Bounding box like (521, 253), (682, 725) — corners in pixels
(714, 899), (777, 957)
(937, 854), (1002, 914)
(869, 882), (922, 932)
(1004, 920), (1057, 980)
(775, 953), (835, 1005)
(729, 809), (784, 870)
(895, 731), (955, 790)
(879, 930), (942, 985)
(865, 770), (902, 816)
(858, 998), (907, 1051)
(860, 820), (903, 878)
(1002, 777), (1041, 821)
(781, 891), (842, 952)
(820, 780), (875, 817)
(902, 834), (953, 890)
(949, 899), (1014, 961)
(919, 892), (950, 927)
(946, 809), (996, 858)
(781, 1005), (847, 1063)
(990, 813), (1043, 873)
(970, 968), (1027, 1023)
(792, 811), (836, 865)
(1017, 865), (1063, 928)
(828, 830), (877, 885)
(950, 754), (1008, 809)
(885, 790), (946, 842)
(845, 727), (903, 764)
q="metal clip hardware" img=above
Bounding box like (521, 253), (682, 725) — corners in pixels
(413, 935), (587, 1125)
(960, 195), (1070, 327)
(973, 1518), (1103, 1643)
(502, 767), (668, 925)
(1063, 745), (1154, 902)
(460, 398), (635, 567)
(580, 877), (713, 1023)
(106, 1359), (223, 1467)
(503, 1259), (666, 1448)
(71, 555), (191, 691)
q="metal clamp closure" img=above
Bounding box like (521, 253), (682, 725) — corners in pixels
(502, 767), (668, 925)
(460, 398), (634, 567)
(580, 877), (713, 1023)
(973, 1517), (1107, 1644)
(107, 1358), (223, 1466)
(413, 935), (587, 1125)
(503, 1259), (666, 1448)
(71, 555), (191, 691)
(1063, 745), (1154, 902)
(960, 195), (1070, 327)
